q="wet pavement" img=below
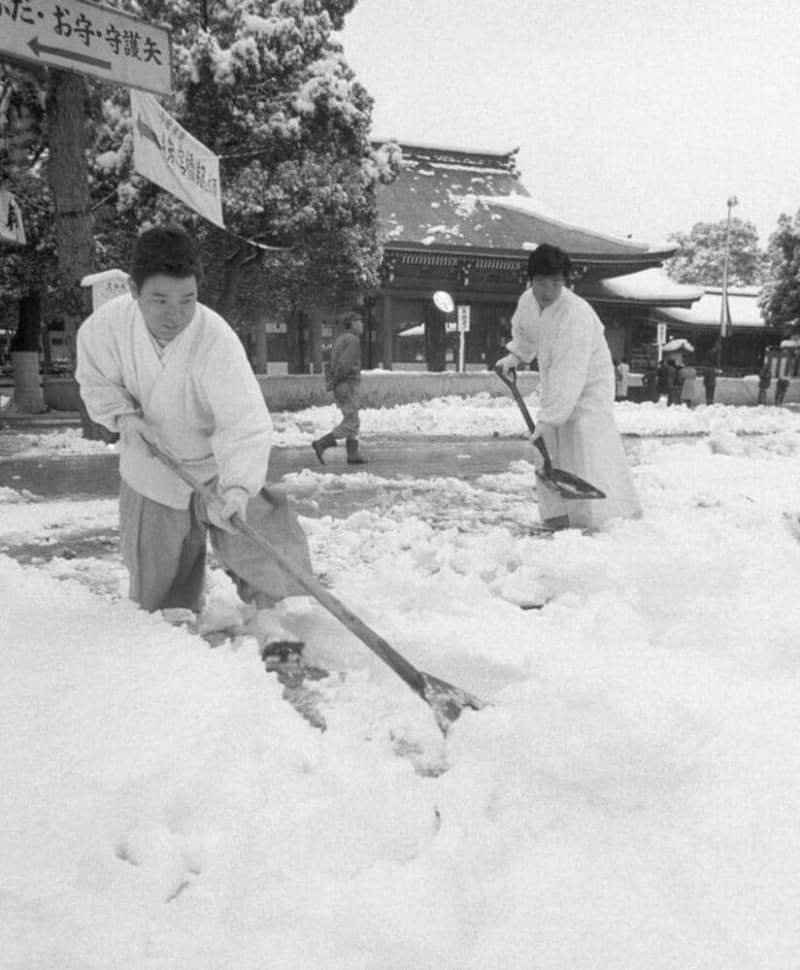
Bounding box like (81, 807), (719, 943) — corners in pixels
(0, 434), (535, 501)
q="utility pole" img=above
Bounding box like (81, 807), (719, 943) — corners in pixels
(719, 195), (738, 372)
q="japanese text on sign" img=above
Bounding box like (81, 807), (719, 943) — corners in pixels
(0, 0), (172, 95)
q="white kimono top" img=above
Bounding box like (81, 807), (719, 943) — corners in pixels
(507, 287), (541, 365)
(505, 287), (640, 527)
(507, 286), (614, 426)
(76, 294), (272, 509)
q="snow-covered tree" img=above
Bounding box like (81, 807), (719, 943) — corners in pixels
(1, 62), (109, 430)
(1, 63), (54, 412)
(663, 219), (767, 287)
(0, 64), (53, 307)
(2, 0), (399, 377)
(95, 0), (400, 367)
(760, 211), (800, 332)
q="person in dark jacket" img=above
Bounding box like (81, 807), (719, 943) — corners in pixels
(642, 362), (659, 403)
(666, 359), (681, 406)
(757, 364), (772, 405)
(703, 366), (717, 404)
(657, 359), (670, 401)
(679, 360), (698, 407)
(312, 312), (367, 465)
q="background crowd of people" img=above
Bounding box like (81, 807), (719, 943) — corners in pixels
(624, 356), (789, 408)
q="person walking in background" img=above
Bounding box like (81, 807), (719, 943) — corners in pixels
(664, 357), (679, 407)
(775, 376), (790, 406)
(642, 361), (659, 403)
(312, 311), (367, 465)
(614, 359), (631, 401)
(495, 244), (641, 531)
(75, 224), (312, 656)
(703, 366), (717, 404)
(657, 359), (670, 402)
(758, 364), (772, 405)
(680, 359), (697, 408)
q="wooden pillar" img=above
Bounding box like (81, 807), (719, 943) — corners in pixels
(363, 300), (377, 369)
(381, 294), (394, 370)
(425, 302), (446, 372)
(253, 323), (267, 374)
(308, 307), (324, 374)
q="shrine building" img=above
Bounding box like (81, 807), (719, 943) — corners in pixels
(362, 141), (703, 372)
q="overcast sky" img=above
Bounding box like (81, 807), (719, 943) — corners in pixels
(339, 0), (800, 247)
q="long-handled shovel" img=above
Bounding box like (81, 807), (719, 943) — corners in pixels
(146, 439), (485, 735)
(494, 366), (606, 501)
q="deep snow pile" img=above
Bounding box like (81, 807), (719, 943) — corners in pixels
(2, 398), (800, 969)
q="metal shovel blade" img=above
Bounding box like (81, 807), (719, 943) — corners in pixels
(421, 672), (486, 735)
(494, 366), (605, 501)
(536, 467), (606, 501)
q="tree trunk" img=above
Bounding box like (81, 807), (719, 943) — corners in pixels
(10, 292), (41, 353)
(11, 353), (46, 413)
(46, 70), (104, 439)
(10, 292), (46, 413)
(217, 251), (244, 323)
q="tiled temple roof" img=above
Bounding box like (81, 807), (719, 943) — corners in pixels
(376, 141), (677, 278)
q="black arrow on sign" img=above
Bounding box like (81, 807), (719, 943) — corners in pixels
(135, 115), (161, 149)
(28, 36), (112, 70)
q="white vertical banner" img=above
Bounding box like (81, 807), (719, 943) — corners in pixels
(130, 89), (224, 229)
(656, 322), (666, 362)
(0, 189), (26, 245)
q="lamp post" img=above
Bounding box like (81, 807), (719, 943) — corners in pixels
(719, 195), (738, 371)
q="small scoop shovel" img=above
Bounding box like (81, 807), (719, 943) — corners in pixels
(495, 366), (606, 501)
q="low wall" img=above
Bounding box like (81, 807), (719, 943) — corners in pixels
(42, 376), (83, 411)
(256, 370), (541, 411)
(4, 371), (798, 413)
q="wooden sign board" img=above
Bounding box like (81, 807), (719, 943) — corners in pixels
(0, 0), (172, 95)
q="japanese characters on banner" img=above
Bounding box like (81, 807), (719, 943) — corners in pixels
(0, 0), (172, 94)
(0, 189), (26, 246)
(130, 89), (225, 229)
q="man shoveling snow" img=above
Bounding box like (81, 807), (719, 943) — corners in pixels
(75, 224), (311, 658)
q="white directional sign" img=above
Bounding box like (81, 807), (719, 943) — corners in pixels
(0, 189), (26, 246)
(457, 304), (471, 332)
(0, 0), (172, 95)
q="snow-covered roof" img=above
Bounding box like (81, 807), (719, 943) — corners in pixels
(653, 286), (772, 331)
(578, 268), (703, 307)
(375, 141), (677, 273)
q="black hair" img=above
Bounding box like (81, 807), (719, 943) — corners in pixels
(129, 225), (204, 289)
(340, 311), (363, 330)
(526, 244), (572, 281)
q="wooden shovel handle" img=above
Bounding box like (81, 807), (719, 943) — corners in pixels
(144, 439), (429, 698)
(494, 366), (553, 471)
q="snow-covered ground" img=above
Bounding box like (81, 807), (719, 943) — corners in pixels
(5, 395), (800, 459)
(3, 395), (800, 969)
